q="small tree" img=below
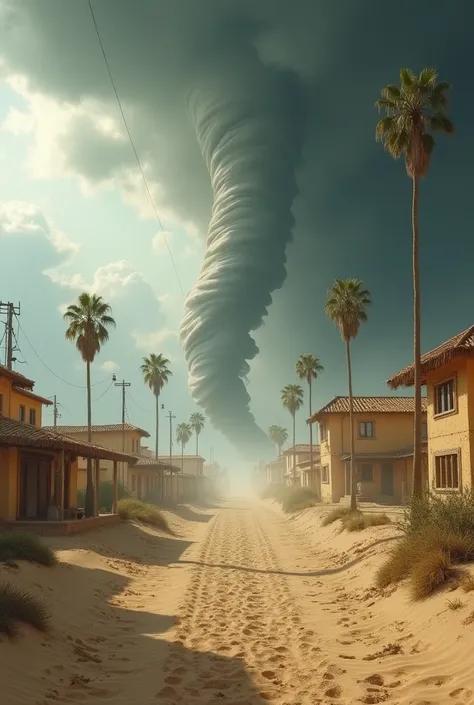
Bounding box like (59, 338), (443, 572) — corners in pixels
(189, 412), (205, 474)
(296, 354), (323, 484)
(281, 385), (304, 485)
(268, 425), (288, 457)
(176, 422), (192, 472)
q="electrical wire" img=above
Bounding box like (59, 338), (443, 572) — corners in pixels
(16, 317), (112, 389)
(92, 378), (115, 402)
(87, 0), (184, 297)
(126, 389), (152, 414)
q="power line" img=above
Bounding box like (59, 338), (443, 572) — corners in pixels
(87, 0), (184, 298)
(126, 389), (152, 414)
(16, 317), (112, 389)
(92, 378), (115, 402)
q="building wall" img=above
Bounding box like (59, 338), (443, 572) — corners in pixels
(0, 376), (44, 426)
(0, 446), (19, 520)
(426, 358), (473, 491)
(70, 429), (142, 487)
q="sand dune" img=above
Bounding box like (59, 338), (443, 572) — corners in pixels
(1, 500), (474, 704)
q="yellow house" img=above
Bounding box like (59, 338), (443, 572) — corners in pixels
(43, 423), (150, 489)
(0, 366), (134, 524)
(388, 324), (474, 493)
(282, 444), (320, 488)
(309, 396), (428, 504)
(264, 456), (286, 485)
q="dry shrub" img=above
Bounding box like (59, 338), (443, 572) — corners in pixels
(461, 574), (474, 593)
(377, 491), (474, 599)
(0, 533), (56, 567)
(260, 484), (287, 502)
(322, 507), (356, 526)
(117, 499), (171, 533)
(0, 582), (50, 638)
(344, 513), (391, 532)
(446, 598), (465, 610)
(278, 487), (320, 513)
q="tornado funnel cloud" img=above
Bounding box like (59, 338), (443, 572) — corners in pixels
(180, 48), (302, 458)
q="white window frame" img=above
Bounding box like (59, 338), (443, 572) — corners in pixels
(434, 377), (457, 418)
(321, 464), (330, 484)
(319, 422), (328, 442)
(358, 421), (375, 439)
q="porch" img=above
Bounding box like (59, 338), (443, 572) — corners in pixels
(0, 513), (121, 536)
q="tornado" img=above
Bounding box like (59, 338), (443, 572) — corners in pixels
(180, 44), (303, 458)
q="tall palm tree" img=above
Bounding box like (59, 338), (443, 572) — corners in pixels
(189, 412), (205, 475)
(176, 422), (192, 472)
(64, 293), (115, 518)
(281, 384), (304, 485)
(140, 353), (172, 499)
(375, 68), (453, 497)
(296, 354), (324, 486)
(325, 279), (372, 511)
(268, 425), (288, 457)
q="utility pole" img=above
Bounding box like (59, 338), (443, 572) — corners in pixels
(0, 301), (20, 369)
(114, 378), (131, 484)
(51, 395), (60, 427)
(166, 410), (176, 468)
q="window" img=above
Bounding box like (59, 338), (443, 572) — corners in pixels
(319, 423), (328, 442)
(359, 421), (375, 438)
(435, 452), (459, 490)
(29, 408), (36, 426)
(360, 463), (373, 482)
(434, 379), (456, 416)
(422, 422), (428, 441)
(19, 405), (25, 422)
(321, 465), (329, 483)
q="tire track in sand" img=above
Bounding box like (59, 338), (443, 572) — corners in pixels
(157, 503), (343, 704)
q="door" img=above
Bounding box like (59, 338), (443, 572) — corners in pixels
(19, 456), (52, 519)
(381, 463), (394, 496)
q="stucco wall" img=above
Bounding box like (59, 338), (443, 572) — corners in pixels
(0, 446), (18, 520)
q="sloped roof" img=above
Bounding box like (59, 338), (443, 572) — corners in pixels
(283, 444), (320, 455)
(13, 387), (53, 406)
(309, 396), (427, 422)
(0, 365), (34, 389)
(43, 423), (150, 438)
(0, 414), (137, 462)
(132, 454), (180, 472)
(387, 324), (474, 389)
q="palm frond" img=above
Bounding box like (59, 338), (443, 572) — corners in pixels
(400, 67), (416, 89)
(418, 67), (437, 87)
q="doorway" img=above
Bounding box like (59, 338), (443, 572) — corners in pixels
(381, 462), (394, 496)
(19, 455), (52, 519)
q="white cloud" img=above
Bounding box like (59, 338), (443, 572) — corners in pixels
(151, 230), (172, 255)
(0, 200), (79, 255)
(132, 327), (178, 351)
(49, 260), (145, 298)
(101, 360), (120, 373)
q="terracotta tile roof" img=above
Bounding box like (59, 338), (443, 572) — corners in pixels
(0, 365), (34, 389)
(0, 414), (137, 462)
(266, 456), (286, 467)
(13, 387), (53, 406)
(309, 396), (427, 422)
(43, 423), (150, 438)
(387, 324), (474, 389)
(132, 454), (180, 472)
(283, 444), (320, 455)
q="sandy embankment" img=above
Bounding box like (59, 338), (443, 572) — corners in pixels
(0, 504), (213, 705)
(271, 501), (474, 704)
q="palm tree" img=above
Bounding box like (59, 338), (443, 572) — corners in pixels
(64, 293), (115, 518)
(268, 425), (288, 457)
(176, 422), (192, 472)
(325, 279), (372, 511)
(296, 354), (324, 486)
(375, 68), (453, 497)
(140, 353), (172, 499)
(281, 384), (304, 485)
(189, 412), (205, 475)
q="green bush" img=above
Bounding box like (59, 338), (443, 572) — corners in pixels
(77, 481), (130, 514)
(117, 498), (171, 533)
(376, 491), (474, 599)
(0, 582), (50, 637)
(278, 487), (320, 513)
(0, 533), (56, 567)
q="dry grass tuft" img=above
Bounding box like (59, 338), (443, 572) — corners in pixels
(461, 574), (474, 593)
(0, 532), (56, 567)
(278, 487), (320, 513)
(322, 507), (356, 526)
(117, 499), (172, 533)
(344, 513), (391, 532)
(446, 598), (465, 611)
(0, 582), (50, 638)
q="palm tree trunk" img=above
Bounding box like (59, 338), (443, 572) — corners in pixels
(181, 442), (184, 472)
(345, 340), (357, 512)
(308, 378), (313, 490)
(196, 433), (199, 475)
(292, 412), (296, 486)
(155, 392), (163, 501)
(412, 175), (423, 498)
(85, 361), (94, 518)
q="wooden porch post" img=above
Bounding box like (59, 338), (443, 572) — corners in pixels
(113, 460), (118, 514)
(94, 458), (100, 517)
(59, 450), (65, 520)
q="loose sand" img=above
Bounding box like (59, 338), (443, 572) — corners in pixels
(1, 500), (474, 704)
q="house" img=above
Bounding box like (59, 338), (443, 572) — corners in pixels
(135, 449), (208, 500)
(0, 366), (135, 526)
(128, 455), (184, 502)
(43, 423), (150, 489)
(282, 444), (320, 488)
(308, 396), (428, 504)
(264, 456), (286, 485)
(387, 324), (474, 494)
